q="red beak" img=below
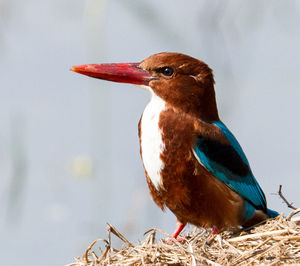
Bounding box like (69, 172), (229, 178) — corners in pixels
(71, 63), (153, 86)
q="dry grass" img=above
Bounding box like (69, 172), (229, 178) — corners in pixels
(68, 209), (300, 265)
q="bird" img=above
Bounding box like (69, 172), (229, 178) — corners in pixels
(71, 52), (278, 239)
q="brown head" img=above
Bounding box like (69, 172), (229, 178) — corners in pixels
(72, 52), (219, 121)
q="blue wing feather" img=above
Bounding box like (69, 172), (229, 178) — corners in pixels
(193, 121), (267, 216)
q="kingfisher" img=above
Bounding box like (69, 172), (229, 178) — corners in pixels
(71, 52), (278, 239)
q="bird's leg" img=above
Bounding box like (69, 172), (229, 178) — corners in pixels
(172, 220), (186, 240)
(166, 220), (186, 244)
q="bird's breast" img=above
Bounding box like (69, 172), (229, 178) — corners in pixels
(140, 95), (166, 190)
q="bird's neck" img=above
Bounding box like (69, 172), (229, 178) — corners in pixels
(167, 89), (219, 123)
(195, 89), (219, 122)
(150, 82), (219, 123)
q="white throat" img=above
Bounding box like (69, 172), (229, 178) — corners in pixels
(140, 87), (166, 190)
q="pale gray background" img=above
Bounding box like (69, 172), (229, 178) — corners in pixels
(1, 1), (299, 265)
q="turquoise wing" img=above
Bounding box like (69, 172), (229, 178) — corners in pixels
(193, 121), (267, 215)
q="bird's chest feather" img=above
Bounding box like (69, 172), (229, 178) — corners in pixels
(140, 100), (196, 192)
(140, 95), (166, 190)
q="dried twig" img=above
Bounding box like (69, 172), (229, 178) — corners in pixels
(286, 208), (300, 220)
(83, 238), (108, 263)
(227, 229), (289, 243)
(278, 185), (297, 210)
(107, 223), (134, 247)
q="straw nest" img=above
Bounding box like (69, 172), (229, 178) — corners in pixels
(68, 209), (300, 265)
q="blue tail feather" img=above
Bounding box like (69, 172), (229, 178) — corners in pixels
(267, 208), (279, 218)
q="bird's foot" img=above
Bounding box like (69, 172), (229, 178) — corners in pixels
(166, 237), (186, 244)
(205, 226), (219, 245)
(165, 220), (186, 244)
(211, 226), (219, 235)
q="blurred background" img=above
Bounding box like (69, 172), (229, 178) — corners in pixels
(1, 0), (300, 265)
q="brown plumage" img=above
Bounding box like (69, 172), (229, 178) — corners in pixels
(139, 107), (245, 230)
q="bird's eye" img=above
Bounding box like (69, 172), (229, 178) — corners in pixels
(158, 67), (174, 77)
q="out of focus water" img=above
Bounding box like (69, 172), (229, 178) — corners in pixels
(0, 1), (299, 265)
